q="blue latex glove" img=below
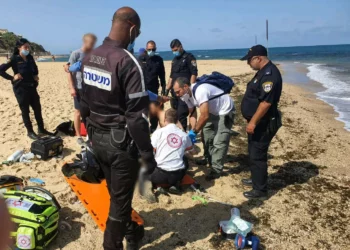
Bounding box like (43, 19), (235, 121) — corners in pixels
(69, 61), (82, 72)
(147, 90), (158, 102)
(188, 130), (197, 144)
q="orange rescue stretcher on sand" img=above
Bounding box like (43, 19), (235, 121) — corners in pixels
(64, 174), (143, 231)
(63, 164), (196, 231)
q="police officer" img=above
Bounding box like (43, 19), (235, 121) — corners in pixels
(166, 39), (198, 131)
(138, 40), (166, 133)
(240, 45), (282, 199)
(80, 7), (156, 250)
(0, 38), (53, 140)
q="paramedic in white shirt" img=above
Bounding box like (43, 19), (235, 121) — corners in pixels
(149, 108), (194, 193)
(173, 77), (235, 181)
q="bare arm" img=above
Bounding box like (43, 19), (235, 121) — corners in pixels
(166, 77), (172, 91)
(188, 107), (197, 130)
(190, 75), (196, 84)
(194, 102), (209, 133)
(67, 73), (76, 97)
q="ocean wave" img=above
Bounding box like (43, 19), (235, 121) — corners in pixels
(37, 58), (50, 61)
(205, 56), (210, 58)
(317, 95), (350, 101)
(306, 63), (350, 94)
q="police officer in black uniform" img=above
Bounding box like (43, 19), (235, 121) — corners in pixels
(138, 40), (166, 132)
(80, 7), (156, 250)
(0, 38), (52, 140)
(165, 39), (198, 131)
(240, 45), (282, 199)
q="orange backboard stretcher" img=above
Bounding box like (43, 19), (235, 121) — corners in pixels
(64, 173), (196, 231)
(64, 175), (144, 231)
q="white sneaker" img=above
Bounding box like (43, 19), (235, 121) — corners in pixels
(76, 137), (85, 146)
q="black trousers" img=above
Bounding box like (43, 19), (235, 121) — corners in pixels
(170, 90), (189, 131)
(13, 85), (44, 132)
(248, 121), (276, 192)
(147, 86), (159, 132)
(150, 167), (186, 186)
(90, 128), (143, 250)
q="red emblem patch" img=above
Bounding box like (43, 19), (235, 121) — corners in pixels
(167, 133), (182, 148)
(18, 235), (31, 247)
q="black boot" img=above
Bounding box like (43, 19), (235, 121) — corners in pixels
(27, 131), (39, 140)
(243, 189), (268, 200)
(205, 170), (221, 181)
(38, 128), (55, 136)
(125, 221), (144, 250)
(103, 219), (126, 250)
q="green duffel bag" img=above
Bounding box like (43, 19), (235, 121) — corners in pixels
(3, 187), (61, 249)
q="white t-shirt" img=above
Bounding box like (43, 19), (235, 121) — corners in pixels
(151, 124), (193, 171)
(184, 83), (234, 116)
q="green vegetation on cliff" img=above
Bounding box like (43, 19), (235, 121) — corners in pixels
(0, 31), (48, 54)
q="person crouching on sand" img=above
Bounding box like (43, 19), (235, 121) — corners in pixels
(0, 38), (54, 140)
(140, 109), (197, 201)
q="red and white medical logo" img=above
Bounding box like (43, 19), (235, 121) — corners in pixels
(13, 200), (22, 207)
(167, 133), (182, 148)
(18, 235), (31, 247)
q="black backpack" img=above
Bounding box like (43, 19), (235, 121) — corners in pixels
(54, 120), (75, 136)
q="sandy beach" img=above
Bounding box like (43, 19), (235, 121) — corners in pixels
(0, 59), (349, 250)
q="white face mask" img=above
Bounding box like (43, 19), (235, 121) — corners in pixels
(180, 90), (190, 102)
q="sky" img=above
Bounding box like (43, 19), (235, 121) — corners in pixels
(1, 0), (349, 54)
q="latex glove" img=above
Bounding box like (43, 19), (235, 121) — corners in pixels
(188, 130), (197, 144)
(161, 88), (166, 96)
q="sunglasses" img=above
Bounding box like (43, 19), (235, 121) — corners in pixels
(248, 56), (259, 63)
(147, 48), (156, 52)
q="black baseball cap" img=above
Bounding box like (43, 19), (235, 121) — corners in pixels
(240, 45), (267, 61)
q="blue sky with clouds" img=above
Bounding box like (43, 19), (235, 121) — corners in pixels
(1, 0), (349, 53)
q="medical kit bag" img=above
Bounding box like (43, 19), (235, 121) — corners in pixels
(3, 187), (61, 249)
(0, 175), (24, 194)
(31, 136), (63, 160)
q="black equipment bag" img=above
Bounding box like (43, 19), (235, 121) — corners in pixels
(31, 136), (63, 160)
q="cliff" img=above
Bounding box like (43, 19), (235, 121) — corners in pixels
(0, 31), (49, 55)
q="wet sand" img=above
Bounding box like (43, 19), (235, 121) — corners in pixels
(0, 59), (349, 250)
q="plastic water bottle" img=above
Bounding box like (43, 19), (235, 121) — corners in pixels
(219, 207), (253, 237)
(7, 150), (24, 163)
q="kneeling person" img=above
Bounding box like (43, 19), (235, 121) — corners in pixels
(149, 108), (193, 193)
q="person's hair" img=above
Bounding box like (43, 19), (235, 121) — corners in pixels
(13, 38), (30, 55)
(165, 108), (178, 124)
(176, 77), (190, 88)
(170, 39), (182, 48)
(83, 33), (97, 41)
(147, 40), (156, 47)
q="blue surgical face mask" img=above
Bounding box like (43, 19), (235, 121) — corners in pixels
(127, 40), (135, 52)
(173, 51), (180, 57)
(21, 49), (30, 56)
(147, 51), (155, 57)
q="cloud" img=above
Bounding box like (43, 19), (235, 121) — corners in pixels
(209, 28), (222, 33)
(297, 20), (314, 24)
